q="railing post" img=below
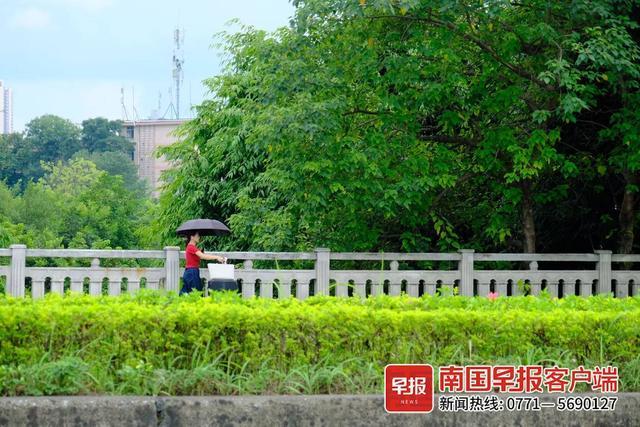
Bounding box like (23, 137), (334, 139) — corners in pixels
(458, 249), (474, 296)
(529, 261), (541, 296)
(89, 258), (102, 296)
(9, 244), (26, 298)
(314, 248), (330, 296)
(389, 261), (401, 296)
(595, 250), (612, 295)
(164, 246), (180, 293)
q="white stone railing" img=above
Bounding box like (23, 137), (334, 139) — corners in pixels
(1, 245), (639, 299)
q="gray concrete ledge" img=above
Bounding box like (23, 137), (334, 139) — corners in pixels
(0, 394), (638, 427)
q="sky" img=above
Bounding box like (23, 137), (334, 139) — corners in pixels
(0, 0), (295, 130)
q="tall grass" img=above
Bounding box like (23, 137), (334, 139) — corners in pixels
(3, 347), (639, 396)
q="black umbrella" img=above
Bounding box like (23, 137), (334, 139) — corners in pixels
(176, 219), (231, 237)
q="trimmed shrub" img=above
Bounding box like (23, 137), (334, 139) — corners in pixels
(0, 291), (639, 395)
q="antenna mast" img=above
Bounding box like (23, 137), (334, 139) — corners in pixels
(172, 27), (184, 119)
(120, 87), (129, 121)
(131, 86), (140, 122)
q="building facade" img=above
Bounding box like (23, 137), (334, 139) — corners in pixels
(121, 119), (186, 197)
(0, 81), (13, 134)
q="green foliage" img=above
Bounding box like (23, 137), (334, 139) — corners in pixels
(0, 292), (639, 395)
(154, 0), (640, 254)
(0, 133), (30, 187)
(41, 158), (105, 197)
(0, 158), (153, 249)
(0, 115), (155, 250)
(0, 115), (136, 189)
(72, 151), (148, 196)
(25, 115), (82, 164)
(80, 117), (134, 156)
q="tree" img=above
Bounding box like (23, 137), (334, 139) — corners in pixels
(1, 158), (153, 250)
(332, 0), (638, 253)
(81, 117), (134, 156)
(1, 180), (64, 249)
(156, 0), (640, 254)
(25, 115), (82, 163)
(40, 158), (105, 197)
(1, 116), (136, 189)
(37, 158), (149, 248)
(73, 150), (148, 196)
(157, 23), (466, 251)
(0, 133), (40, 187)
(0, 182), (17, 221)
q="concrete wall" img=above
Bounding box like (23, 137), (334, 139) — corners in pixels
(0, 394), (638, 427)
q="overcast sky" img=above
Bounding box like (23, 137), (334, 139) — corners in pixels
(1, 0), (295, 130)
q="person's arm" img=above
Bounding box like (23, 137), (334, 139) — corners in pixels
(196, 250), (226, 263)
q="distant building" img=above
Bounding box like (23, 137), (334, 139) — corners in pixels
(0, 81), (13, 134)
(121, 119), (186, 197)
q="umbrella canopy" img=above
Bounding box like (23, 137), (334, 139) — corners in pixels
(176, 219), (231, 237)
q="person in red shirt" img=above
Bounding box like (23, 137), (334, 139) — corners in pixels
(180, 232), (226, 295)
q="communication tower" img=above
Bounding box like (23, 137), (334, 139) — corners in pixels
(172, 28), (185, 119)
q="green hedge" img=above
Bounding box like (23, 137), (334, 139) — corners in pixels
(0, 291), (639, 395)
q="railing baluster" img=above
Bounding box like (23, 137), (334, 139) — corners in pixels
(424, 282), (436, 296)
(477, 281), (490, 297)
(370, 280), (383, 296)
(496, 281), (507, 296)
(70, 280), (83, 294)
(260, 280), (273, 299)
(336, 282), (348, 297)
(547, 280), (559, 298)
(579, 280), (590, 297)
(32, 280), (45, 299)
(616, 280), (629, 298)
(128, 280), (140, 294)
(296, 281), (309, 300)
(109, 280), (121, 296)
(389, 282), (401, 296)
(280, 281), (292, 299)
(512, 280), (522, 296)
(242, 280), (255, 299)
(354, 281), (367, 299)
(51, 280), (64, 295)
(405, 282), (417, 297)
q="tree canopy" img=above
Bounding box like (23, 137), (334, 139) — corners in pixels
(155, 0), (640, 254)
(81, 117), (134, 156)
(0, 158), (152, 249)
(0, 116), (135, 188)
(0, 116), (151, 250)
